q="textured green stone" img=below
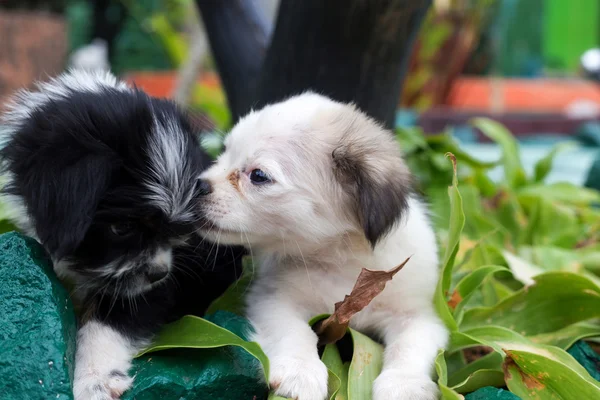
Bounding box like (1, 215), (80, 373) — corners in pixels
(123, 311), (267, 400)
(465, 386), (521, 400)
(0, 231), (76, 400)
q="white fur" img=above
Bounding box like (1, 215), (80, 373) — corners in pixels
(199, 93), (448, 400)
(73, 320), (142, 400)
(144, 118), (198, 223)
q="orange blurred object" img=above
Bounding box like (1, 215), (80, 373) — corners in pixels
(447, 77), (600, 113)
(123, 71), (221, 98)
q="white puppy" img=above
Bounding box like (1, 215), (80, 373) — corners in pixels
(197, 93), (448, 400)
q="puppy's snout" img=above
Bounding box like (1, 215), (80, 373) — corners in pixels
(197, 179), (212, 196)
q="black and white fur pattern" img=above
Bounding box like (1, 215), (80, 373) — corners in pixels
(197, 94), (448, 400)
(0, 70), (244, 400)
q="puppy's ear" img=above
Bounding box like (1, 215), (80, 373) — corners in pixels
(19, 154), (113, 260)
(332, 107), (412, 247)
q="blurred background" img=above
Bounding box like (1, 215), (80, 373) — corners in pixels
(1, 0), (599, 187)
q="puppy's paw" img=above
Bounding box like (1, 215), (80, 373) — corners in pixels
(269, 356), (329, 400)
(73, 369), (133, 400)
(373, 370), (439, 400)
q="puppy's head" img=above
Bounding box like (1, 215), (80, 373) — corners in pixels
(197, 93), (412, 252)
(0, 70), (208, 297)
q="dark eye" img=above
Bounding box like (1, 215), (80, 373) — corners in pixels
(249, 169), (271, 185)
(110, 222), (135, 237)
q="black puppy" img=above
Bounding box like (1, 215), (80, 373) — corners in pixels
(0, 70), (245, 400)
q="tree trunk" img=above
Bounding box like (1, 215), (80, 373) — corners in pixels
(256, 0), (430, 129)
(199, 0), (431, 129)
(196, 0), (271, 120)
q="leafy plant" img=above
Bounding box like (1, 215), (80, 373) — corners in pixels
(136, 118), (600, 399)
(2, 117), (599, 398)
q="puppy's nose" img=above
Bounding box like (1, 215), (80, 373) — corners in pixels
(197, 179), (212, 196)
(146, 269), (169, 284)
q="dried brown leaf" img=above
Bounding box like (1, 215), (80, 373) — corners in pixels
(314, 257), (411, 345)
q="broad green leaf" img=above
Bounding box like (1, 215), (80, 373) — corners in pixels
(0, 200), (17, 234)
(435, 349), (448, 386)
(503, 343), (600, 399)
(206, 256), (255, 315)
(435, 350), (465, 400)
(530, 321), (600, 349)
(448, 352), (504, 390)
(426, 131), (497, 169)
(322, 344), (344, 400)
(460, 272), (600, 336)
(487, 189), (527, 245)
(534, 142), (576, 182)
(451, 369), (505, 394)
(267, 395), (289, 400)
(502, 250), (543, 285)
(267, 395), (285, 400)
(521, 197), (581, 248)
(138, 315), (270, 380)
(434, 154), (464, 332)
(337, 363), (350, 400)
(471, 118), (526, 188)
(449, 325), (531, 354)
(347, 329), (383, 400)
(517, 182), (600, 206)
(452, 265), (508, 322)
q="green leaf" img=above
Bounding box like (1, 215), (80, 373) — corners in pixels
(434, 154), (465, 332)
(529, 322), (600, 349)
(520, 197), (581, 248)
(435, 350), (465, 400)
(452, 265), (508, 323)
(347, 328), (383, 400)
(449, 325), (531, 354)
(517, 182), (600, 206)
(0, 197), (17, 235)
(206, 256), (256, 315)
(533, 142), (577, 182)
(322, 344), (344, 400)
(448, 352), (504, 391)
(268, 394), (289, 400)
(471, 118), (527, 188)
(460, 272), (600, 336)
(138, 315), (270, 380)
(504, 343), (600, 399)
(451, 369), (505, 394)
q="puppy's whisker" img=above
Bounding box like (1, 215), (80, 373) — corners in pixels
(294, 239), (315, 294)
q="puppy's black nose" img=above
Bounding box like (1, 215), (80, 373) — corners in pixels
(146, 269), (169, 284)
(197, 179), (212, 196)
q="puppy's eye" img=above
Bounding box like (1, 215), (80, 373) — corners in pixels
(110, 222), (135, 237)
(249, 169), (271, 185)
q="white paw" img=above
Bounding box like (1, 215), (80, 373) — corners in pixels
(269, 356), (329, 400)
(373, 370), (440, 400)
(73, 369), (133, 400)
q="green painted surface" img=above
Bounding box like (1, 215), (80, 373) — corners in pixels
(123, 311), (268, 400)
(0, 232), (76, 400)
(568, 341), (600, 382)
(543, 0), (600, 71)
(465, 386), (521, 400)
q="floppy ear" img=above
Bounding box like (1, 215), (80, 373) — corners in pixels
(36, 155), (113, 258)
(7, 153), (113, 260)
(332, 108), (413, 247)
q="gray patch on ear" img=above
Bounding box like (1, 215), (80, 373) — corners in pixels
(331, 109), (413, 247)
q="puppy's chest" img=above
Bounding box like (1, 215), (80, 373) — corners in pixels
(280, 259), (397, 319)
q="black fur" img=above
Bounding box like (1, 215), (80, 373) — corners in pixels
(0, 80), (245, 341)
(332, 142), (412, 248)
